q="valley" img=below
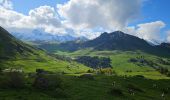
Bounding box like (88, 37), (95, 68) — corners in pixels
(0, 26), (170, 100)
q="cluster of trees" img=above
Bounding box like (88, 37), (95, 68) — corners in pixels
(0, 69), (65, 95)
(156, 67), (170, 77)
(76, 56), (111, 69)
(157, 58), (170, 65)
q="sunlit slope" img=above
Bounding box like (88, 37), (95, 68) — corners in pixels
(0, 26), (90, 73)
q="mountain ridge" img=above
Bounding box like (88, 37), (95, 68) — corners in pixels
(12, 29), (88, 43)
(38, 31), (170, 57)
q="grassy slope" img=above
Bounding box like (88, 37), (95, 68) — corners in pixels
(0, 51), (90, 74)
(54, 49), (170, 79)
(0, 39), (90, 74)
(0, 26), (89, 74)
(0, 75), (170, 100)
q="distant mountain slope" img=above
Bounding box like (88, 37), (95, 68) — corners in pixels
(158, 43), (170, 49)
(83, 31), (152, 51)
(38, 31), (170, 57)
(12, 29), (88, 42)
(39, 31), (153, 52)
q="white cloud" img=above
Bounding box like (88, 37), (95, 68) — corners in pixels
(0, 5), (65, 34)
(72, 29), (101, 39)
(57, 0), (142, 31)
(29, 6), (61, 27)
(0, 6), (25, 29)
(136, 21), (165, 41)
(0, 0), (169, 42)
(0, 0), (13, 9)
(167, 31), (170, 43)
(125, 21), (166, 42)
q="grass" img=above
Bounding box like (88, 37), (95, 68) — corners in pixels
(0, 49), (90, 74)
(1, 59), (90, 74)
(0, 74), (170, 100)
(54, 49), (170, 79)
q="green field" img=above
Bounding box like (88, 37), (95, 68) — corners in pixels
(0, 51), (90, 74)
(0, 74), (170, 100)
(54, 49), (170, 79)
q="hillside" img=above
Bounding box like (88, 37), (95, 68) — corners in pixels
(36, 31), (170, 79)
(83, 31), (152, 51)
(39, 31), (170, 56)
(0, 28), (170, 100)
(0, 26), (90, 73)
(0, 26), (38, 59)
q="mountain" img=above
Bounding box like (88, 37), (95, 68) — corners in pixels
(155, 43), (170, 54)
(42, 31), (153, 52)
(39, 31), (170, 57)
(158, 43), (170, 48)
(0, 26), (40, 59)
(12, 29), (88, 43)
(83, 31), (152, 51)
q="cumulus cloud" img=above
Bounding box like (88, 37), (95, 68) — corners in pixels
(125, 21), (166, 42)
(57, 0), (142, 31)
(29, 6), (61, 27)
(0, 0), (13, 9)
(0, 0), (169, 42)
(166, 31), (170, 43)
(136, 21), (165, 41)
(0, 5), (65, 34)
(0, 6), (25, 29)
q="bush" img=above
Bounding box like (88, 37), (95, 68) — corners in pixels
(0, 67), (2, 73)
(109, 87), (123, 96)
(134, 75), (145, 78)
(87, 69), (94, 73)
(167, 72), (170, 77)
(33, 74), (62, 90)
(0, 72), (25, 89)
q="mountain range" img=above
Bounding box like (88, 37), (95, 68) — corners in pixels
(38, 31), (170, 57)
(1, 26), (170, 99)
(11, 29), (88, 43)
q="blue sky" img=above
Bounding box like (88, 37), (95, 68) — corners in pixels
(142, 0), (170, 30)
(12, 0), (170, 27)
(135, 0), (170, 39)
(0, 0), (170, 42)
(12, 0), (68, 15)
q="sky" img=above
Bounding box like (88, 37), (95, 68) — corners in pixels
(0, 0), (170, 43)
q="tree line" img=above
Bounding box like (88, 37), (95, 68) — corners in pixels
(76, 56), (111, 69)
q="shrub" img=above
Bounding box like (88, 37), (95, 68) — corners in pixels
(129, 58), (138, 62)
(87, 69), (93, 73)
(0, 72), (25, 89)
(33, 75), (49, 90)
(167, 72), (170, 77)
(134, 75), (145, 78)
(36, 69), (48, 74)
(33, 74), (62, 90)
(0, 67), (2, 73)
